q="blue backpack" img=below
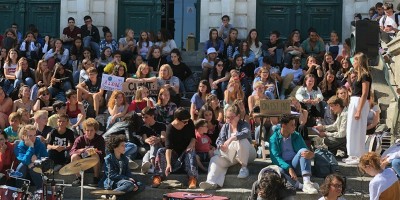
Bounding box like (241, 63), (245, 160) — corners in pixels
(313, 148), (339, 178)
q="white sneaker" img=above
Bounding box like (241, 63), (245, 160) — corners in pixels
(147, 165), (155, 174)
(199, 181), (218, 190)
(237, 167), (249, 178)
(345, 156), (359, 165)
(141, 161), (151, 174)
(342, 156), (353, 163)
(128, 159), (139, 170)
(302, 182), (318, 194)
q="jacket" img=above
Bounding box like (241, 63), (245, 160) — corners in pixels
(324, 107), (348, 138)
(216, 120), (252, 148)
(269, 126), (308, 170)
(0, 142), (18, 173)
(103, 153), (135, 189)
(16, 137), (48, 166)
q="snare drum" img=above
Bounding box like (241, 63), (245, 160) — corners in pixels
(0, 185), (24, 200)
(33, 189), (57, 200)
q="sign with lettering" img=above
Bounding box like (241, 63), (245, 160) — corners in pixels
(100, 74), (124, 91)
(259, 99), (291, 116)
(122, 81), (159, 97)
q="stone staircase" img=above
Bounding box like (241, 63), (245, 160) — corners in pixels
(57, 158), (371, 200)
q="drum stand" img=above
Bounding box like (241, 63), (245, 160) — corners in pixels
(8, 170), (31, 200)
(79, 170), (85, 200)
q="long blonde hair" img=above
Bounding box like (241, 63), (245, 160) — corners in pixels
(135, 86), (148, 101)
(107, 90), (126, 109)
(226, 79), (244, 104)
(135, 63), (149, 78)
(353, 52), (371, 82)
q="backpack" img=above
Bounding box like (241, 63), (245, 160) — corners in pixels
(313, 148), (339, 178)
(365, 133), (383, 155)
(382, 13), (400, 27)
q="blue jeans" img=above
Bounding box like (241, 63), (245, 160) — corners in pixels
(30, 84), (39, 101)
(73, 71), (80, 85)
(392, 158), (400, 177)
(113, 180), (144, 200)
(279, 148), (312, 188)
(83, 36), (100, 58)
(3, 79), (14, 96)
(211, 81), (227, 100)
(48, 81), (73, 101)
(16, 163), (43, 189)
(14, 77), (34, 88)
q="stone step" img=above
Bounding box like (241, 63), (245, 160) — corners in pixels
(61, 187), (370, 200)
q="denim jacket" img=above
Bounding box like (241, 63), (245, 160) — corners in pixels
(216, 120), (252, 148)
(103, 153), (135, 189)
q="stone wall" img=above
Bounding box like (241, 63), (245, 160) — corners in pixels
(199, 0), (256, 41)
(60, 0), (118, 38)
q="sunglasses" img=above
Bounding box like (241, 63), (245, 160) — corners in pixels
(42, 93), (49, 96)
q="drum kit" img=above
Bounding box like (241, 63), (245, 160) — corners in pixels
(0, 156), (125, 200)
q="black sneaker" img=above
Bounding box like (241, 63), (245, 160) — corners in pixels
(72, 177), (81, 186)
(88, 177), (99, 187)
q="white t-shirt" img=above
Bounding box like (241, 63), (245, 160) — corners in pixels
(201, 58), (214, 69)
(318, 197), (346, 200)
(3, 63), (17, 74)
(369, 168), (400, 200)
(281, 67), (303, 83)
(379, 14), (399, 33)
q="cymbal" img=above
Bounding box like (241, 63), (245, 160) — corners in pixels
(33, 167), (53, 174)
(59, 157), (99, 175)
(91, 190), (125, 195)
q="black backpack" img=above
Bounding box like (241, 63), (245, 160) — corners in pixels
(382, 13), (400, 27)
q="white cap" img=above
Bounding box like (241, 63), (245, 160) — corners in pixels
(207, 47), (217, 55)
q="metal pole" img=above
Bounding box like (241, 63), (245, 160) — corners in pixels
(181, 0), (184, 50)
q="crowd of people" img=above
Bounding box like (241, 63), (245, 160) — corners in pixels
(0, 2), (398, 199)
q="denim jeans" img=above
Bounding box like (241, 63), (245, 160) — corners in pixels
(16, 163), (43, 189)
(392, 158), (400, 176)
(83, 36), (100, 58)
(14, 77), (34, 88)
(48, 81), (73, 101)
(113, 180), (144, 200)
(30, 84), (39, 101)
(279, 148), (312, 189)
(3, 79), (14, 96)
(211, 81), (227, 100)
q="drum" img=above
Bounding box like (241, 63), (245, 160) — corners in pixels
(0, 185), (24, 200)
(33, 189), (57, 200)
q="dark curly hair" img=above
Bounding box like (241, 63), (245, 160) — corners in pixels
(106, 135), (127, 153)
(319, 174), (346, 197)
(257, 171), (283, 200)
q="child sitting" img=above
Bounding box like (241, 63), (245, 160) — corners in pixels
(4, 112), (21, 142)
(194, 119), (214, 172)
(128, 86), (154, 113)
(76, 67), (104, 116)
(17, 108), (32, 125)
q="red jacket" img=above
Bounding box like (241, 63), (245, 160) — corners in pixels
(0, 142), (18, 173)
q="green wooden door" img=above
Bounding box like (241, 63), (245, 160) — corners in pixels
(0, 0), (60, 37)
(117, 0), (161, 39)
(256, 0), (342, 41)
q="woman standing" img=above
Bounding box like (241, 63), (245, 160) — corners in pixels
(344, 53), (371, 165)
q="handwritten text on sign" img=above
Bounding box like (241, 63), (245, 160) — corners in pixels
(100, 74), (124, 91)
(260, 99), (291, 116)
(122, 81), (159, 97)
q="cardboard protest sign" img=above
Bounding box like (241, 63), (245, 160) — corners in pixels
(101, 74), (124, 91)
(122, 81), (159, 97)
